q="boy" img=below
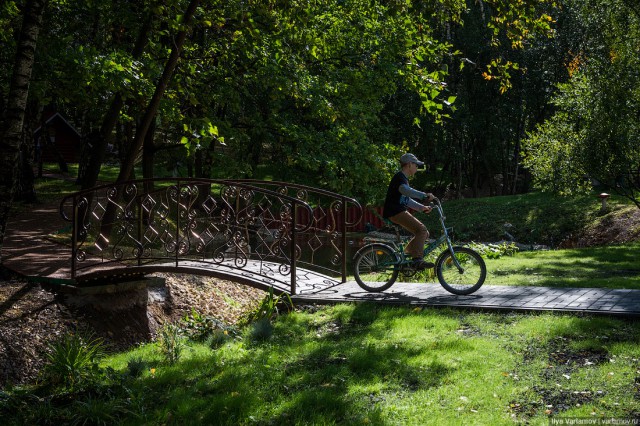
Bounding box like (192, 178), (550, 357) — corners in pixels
(382, 153), (435, 269)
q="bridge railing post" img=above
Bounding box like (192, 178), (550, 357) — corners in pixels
(137, 195), (142, 267)
(290, 203), (297, 295)
(341, 196), (348, 283)
(175, 180), (180, 269)
(71, 196), (77, 279)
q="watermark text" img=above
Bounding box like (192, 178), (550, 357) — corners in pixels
(550, 418), (639, 426)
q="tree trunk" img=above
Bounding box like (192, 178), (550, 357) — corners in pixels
(142, 117), (156, 194)
(19, 126), (38, 203)
(0, 0), (48, 257)
(18, 110), (40, 202)
(99, 0), (201, 241)
(115, 0), (201, 185)
(41, 121), (68, 173)
(79, 16), (153, 190)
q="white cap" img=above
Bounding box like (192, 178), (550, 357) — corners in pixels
(400, 153), (424, 166)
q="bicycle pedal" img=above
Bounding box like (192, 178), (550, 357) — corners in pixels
(410, 260), (434, 271)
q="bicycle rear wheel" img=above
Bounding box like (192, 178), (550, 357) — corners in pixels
(436, 246), (486, 295)
(353, 244), (399, 292)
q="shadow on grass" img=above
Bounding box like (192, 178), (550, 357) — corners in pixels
(131, 303), (456, 424)
(507, 314), (640, 420)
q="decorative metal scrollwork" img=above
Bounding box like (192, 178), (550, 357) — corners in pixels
(60, 178), (363, 289)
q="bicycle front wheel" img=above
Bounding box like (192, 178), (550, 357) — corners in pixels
(353, 244), (399, 292)
(436, 246), (486, 295)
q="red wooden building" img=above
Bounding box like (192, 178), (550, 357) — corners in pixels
(33, 112), (82, 163)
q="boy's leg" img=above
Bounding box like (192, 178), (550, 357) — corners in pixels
(389, 211), (428, 258)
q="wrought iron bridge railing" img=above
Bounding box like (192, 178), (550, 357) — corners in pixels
(59, 179), (363, 294)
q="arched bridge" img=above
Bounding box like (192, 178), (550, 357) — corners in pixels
(59, 179), (363, 295)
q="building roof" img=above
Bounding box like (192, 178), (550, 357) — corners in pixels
(33, 112), (81, 137)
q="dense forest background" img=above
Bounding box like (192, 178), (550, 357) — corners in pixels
(1, 0), (639, 246)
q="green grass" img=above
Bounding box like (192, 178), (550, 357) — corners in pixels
(3, 305), (639, 425)
(486, 242), (640, 289)
(41, 162), (138, 183)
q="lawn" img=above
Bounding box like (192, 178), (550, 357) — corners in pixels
(3, 304), (639, 425)
(484, 242), (640, 289)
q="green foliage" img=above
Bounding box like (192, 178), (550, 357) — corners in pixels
(205, 329), (234, 349)
(126, 357), (148, 378)
(523, 111), (591, 195)
(0, 389), (59, 426)
(0, 1), (18, 46)
(522, 0), (640, 207)
(405, 0), (565, 200)
(180, 308), (239, 343)
(4, 0), (571, 209)
(42, 331), (105, 391)
(248, 317), (275, 342)
(157, 323), (185, 365)
(240, 287), (294, 327)
(68, 395), (132, 426)
(0, 1), (19, 92)
(467, 241), (519, 259)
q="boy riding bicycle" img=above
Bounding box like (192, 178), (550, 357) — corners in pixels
(382, 153), (435, 270)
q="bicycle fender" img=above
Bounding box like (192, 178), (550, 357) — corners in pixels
(353, 243), (399, 261)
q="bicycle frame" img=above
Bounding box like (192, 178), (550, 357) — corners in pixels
(430, 199), (464, 272)
(388, 199), (464, 272)
(354, 197), (485, 294)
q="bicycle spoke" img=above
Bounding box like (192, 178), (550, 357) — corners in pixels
(437, 247), (486, 295)
(354, 245), (399, 292)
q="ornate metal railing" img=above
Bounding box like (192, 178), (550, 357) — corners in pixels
(59, 179), (362, 294)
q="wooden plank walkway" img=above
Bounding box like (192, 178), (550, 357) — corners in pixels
(293, 280), (640, 317)
(2, 203), (640, 317)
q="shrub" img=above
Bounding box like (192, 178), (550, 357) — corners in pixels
(180, 308), (238, 342)
(248, 318), (275, 342)
(467, 241), (519, 259)
(68, 395), (132, 426)
(42, 331), (105, 391)
(240, 287), (293, 327)
(206, 329), (233, 349)
(126, 357), (147, 378)
(157, 323), (185, 365)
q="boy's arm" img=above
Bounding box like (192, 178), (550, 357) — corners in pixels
(399, 184), (426, 200)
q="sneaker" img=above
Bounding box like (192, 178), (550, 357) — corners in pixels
(411, 258), (435, 270)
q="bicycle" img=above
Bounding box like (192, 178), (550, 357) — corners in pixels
(353, 198), (486, 295)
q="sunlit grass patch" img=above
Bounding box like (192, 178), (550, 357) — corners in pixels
(485, 242), (640, 289)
